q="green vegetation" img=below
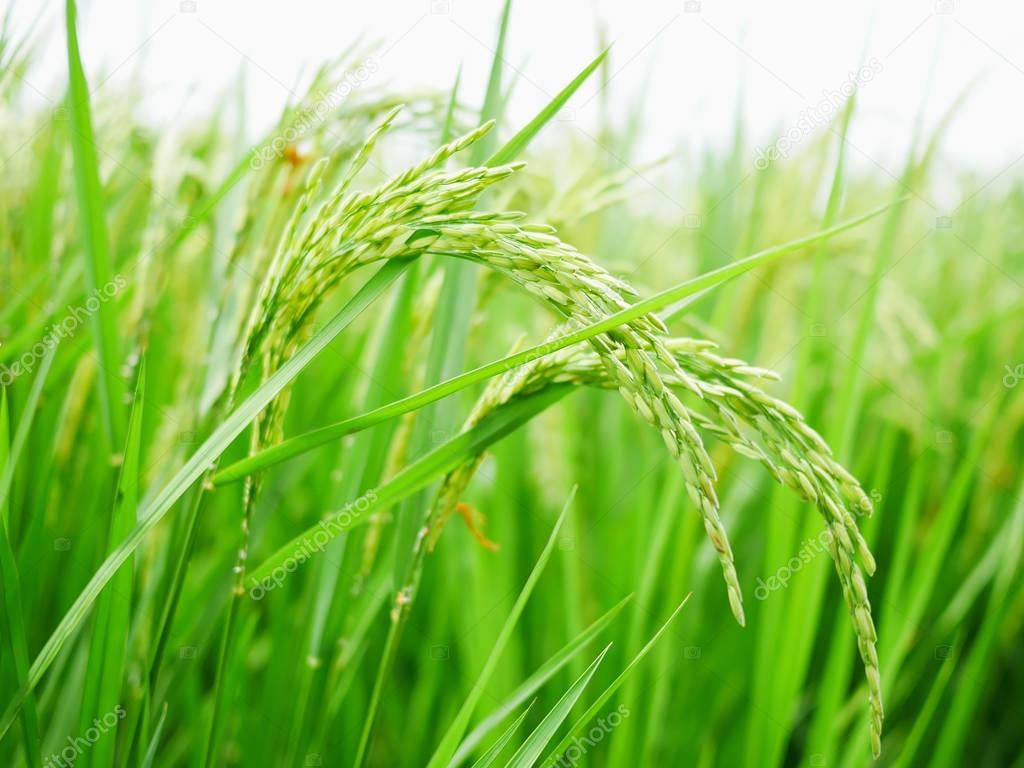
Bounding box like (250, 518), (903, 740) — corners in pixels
(0, 3), (1021, 766)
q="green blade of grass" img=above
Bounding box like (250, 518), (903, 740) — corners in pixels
(473, 0), (512, 165)
(504, 643), (611, 768)
(485, 46), (608, 168)
(425, 487), (577, 768)
(0, 258), (413, 741)
(79, 361), (145, 768)
(0, 350), (54, 766)
(890, 631), (959, 768)
(541, 595), (691, 768)
(64, 0), (125, 448)
(214, 199), (897, 485)
(440, 64), (463, 146)
(140, 703), (168, 768)
(0, 350), (55, 523)
(22, 116), (62, 282)
(869, 474), (1020, 768)
(919, 480), (1024, 768)
(245, 386), (571, 590)
(0, 391), (41, 768)
(451, 593), (634, 766)
(605, 473), (683, 766)
(135, 482), (204, 745)
(841, 394), (1005, 768)
(471, 703), (534, 768)
(168, 149), (254, 252)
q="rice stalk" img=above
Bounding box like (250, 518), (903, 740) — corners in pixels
(218, 108), (881, 748)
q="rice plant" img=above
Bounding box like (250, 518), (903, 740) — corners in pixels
(0, 2), (1021, 767)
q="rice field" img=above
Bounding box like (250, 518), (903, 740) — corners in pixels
(1, 2), (1022, 766)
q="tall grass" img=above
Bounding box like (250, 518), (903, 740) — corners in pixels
(0, 3), (1021, 767)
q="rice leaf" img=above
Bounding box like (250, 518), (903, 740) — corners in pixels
(0, 350), (54, 765)
(425, 487), (577, 768)
(470, 703), (534, 768)
(246, 386), (571, 589)
(64, 0), (125, 447)
(486, 46), (608, 168)
(139, 703), (168, 768)
(503, 643), (611, 768)
(0, 392), (41, 767)
(78, 361), (145, 768)
(540, 595), (691, 767)
(451, 593), (634, 766)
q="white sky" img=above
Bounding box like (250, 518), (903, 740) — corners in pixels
(9, 0), (1024, 186)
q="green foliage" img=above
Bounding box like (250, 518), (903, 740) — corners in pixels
(0, 5), (1021, 768)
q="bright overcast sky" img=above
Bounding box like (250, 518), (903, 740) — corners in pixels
(9, 0), (1024, 185)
